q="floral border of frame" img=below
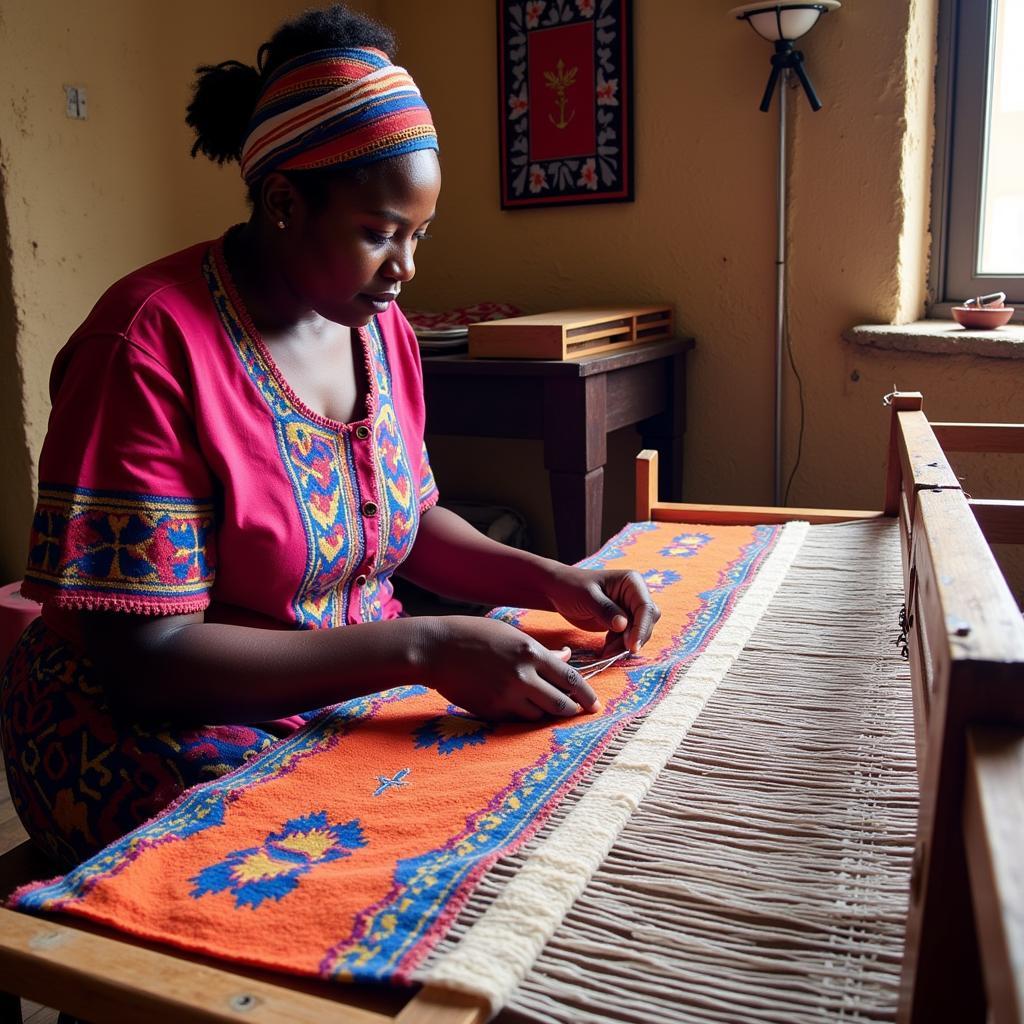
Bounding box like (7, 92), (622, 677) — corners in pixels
(498, 0), (634, 209)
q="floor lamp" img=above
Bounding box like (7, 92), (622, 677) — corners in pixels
(729, 1), (840, 504)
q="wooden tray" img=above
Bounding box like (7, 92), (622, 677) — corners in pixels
(468, 306), (673, 360)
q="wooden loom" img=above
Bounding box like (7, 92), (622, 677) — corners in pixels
(0, 391), (1022, 1024)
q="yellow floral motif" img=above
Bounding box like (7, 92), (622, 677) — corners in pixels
(544, 58), (578, 129)
(232, 850), (297, 883)
(275, 828), (338, 859)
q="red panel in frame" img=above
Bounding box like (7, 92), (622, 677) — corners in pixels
(528, 22), (597, 161)
(498, 0), (633, 209)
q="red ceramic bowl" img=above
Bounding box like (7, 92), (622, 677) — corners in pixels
(951, 305), (1015, 329)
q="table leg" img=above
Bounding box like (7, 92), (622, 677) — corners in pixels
(543, 375), (608, 563)
(549, 468), (604, 565)
(638, 351), (687, 501)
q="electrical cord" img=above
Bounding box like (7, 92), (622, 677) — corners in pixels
(782, 288), (805, 506)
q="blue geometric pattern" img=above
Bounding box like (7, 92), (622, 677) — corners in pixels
(658, 531), (713, 559)
(641, 568), (682, 592)
(413, 709), (495, 756)
(189, 812), (366, 909)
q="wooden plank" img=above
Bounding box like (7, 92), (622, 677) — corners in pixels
(0, 907), (402, 1024)
(905, 567), (930, 772)
(635, 450), (658, 521)
(897, 487), (1024, 1023)
(885, 391), (923, 515)
(896, 410), (962, 524)
(933, 422), (1024, 454)
(648, 503), (884, 526)
(912, 489), (1024, 669)
(969, 499), (1024, 545)
(964, 728), (1024, 1024)
(899, 487), (913, 602)
(395, 986), (487, 1024)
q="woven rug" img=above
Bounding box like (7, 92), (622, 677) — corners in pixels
(9, 519), (805, 1002)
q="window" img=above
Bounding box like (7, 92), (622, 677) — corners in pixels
(931, 0), (1024, 318)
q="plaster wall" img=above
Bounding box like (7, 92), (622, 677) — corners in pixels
(382, 0), (1023, 566)
(0, 0), (379, 579)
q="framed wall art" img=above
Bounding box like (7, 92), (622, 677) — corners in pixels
(497, 0), (634, 209)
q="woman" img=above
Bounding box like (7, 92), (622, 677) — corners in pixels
(1, 4), (658, 869)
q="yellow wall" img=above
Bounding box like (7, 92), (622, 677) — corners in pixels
(379, 0), (1022, 567)
(0, 0), (379, 579)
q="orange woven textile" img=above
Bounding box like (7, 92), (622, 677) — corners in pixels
(11, 521), (783, 985)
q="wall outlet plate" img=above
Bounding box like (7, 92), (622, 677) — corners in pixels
(64, 85), (87, 120)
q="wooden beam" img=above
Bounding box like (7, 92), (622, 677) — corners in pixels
(648, 503), (885, 526)
(885, 391), (923, 515)
(635, 449), (658, 521)
(898, 487), (1024, 1024)
(0, 907), (401, 1024)
(933, 423), (1024, 454)
(964, 728), (1024, 1024)
(969, 499), (1024, 545)
(895, 410), (962, 524)
(905, 568), (931, 772)
(395, 986), (488, 1024)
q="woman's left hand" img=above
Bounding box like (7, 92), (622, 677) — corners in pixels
(545, 566), (661, 656)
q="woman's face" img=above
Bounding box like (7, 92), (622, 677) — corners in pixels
(276, 149), (441, 327)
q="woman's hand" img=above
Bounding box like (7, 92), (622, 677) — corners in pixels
(426, 616), (600, 722)
(544, 566), (661, 655)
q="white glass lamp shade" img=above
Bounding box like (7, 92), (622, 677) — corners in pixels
(729, 2), (840, 42)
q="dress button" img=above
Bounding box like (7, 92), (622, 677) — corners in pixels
(363, 501), (378, 517)
(355, 425), (370, 440)
(354, 574), (367, 587)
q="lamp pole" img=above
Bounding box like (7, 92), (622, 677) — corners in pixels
(774, 69), (787, 505)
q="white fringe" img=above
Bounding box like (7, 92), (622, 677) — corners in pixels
(422, 521), (810, 1014)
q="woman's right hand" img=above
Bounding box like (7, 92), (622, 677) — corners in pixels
(425, 616), (601, 722)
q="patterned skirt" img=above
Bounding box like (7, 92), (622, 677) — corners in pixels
(1, 619), (319, 870)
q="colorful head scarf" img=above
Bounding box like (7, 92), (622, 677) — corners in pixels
(239, 47), (438, 185)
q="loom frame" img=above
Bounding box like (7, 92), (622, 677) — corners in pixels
(1, 392), (1021, 1024)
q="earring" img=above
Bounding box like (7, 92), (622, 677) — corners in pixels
(277, 220), (286, 230)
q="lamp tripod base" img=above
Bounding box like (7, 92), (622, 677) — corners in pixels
(759, 39), (822, 112)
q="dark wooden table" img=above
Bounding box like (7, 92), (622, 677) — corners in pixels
(421, 337), (694, 563)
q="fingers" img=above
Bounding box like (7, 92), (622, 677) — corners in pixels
(598, 632), (628, 660)
(527, 683), (580, 718)
(626, 602), (658, 654)
(588, 585), (629, 633)
(612, 571), (661, 654)
(537, 653), (601, 713)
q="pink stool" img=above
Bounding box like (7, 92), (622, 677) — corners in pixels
(0, 582), (40, 669)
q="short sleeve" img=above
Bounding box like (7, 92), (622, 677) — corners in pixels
(22, 333), (217, 615)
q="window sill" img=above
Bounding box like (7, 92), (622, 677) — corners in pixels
(844, 320), (1024, 360)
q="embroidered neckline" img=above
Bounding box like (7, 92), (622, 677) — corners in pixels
(210, 230), (377, 433)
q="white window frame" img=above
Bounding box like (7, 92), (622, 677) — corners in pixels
(929, 0), (1024, 320)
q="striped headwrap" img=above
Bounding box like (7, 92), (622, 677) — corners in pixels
(239, 47), (438, 185)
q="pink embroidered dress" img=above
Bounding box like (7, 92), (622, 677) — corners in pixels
(1, 230), (438, 867)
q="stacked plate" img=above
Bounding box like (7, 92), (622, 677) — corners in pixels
(404, 302), (521, 354)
